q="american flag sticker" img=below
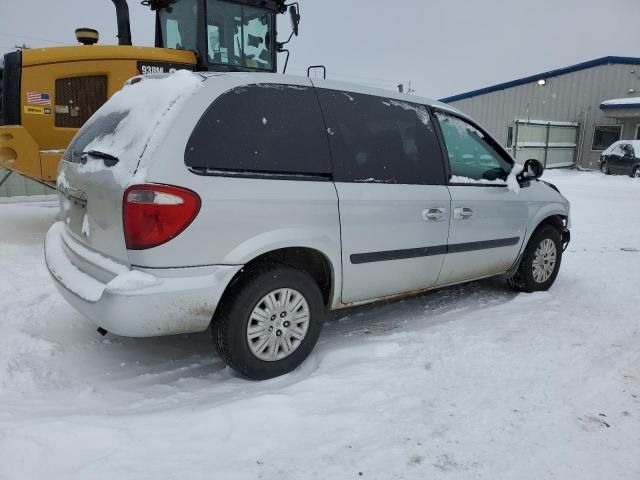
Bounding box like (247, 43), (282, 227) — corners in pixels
(27, 92), (51, 105)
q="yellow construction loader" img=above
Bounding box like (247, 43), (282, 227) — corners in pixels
(0, 0), (300, 185)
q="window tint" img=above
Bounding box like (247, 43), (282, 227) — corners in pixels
(185, 84), (331, 176)
(592, 125), (622, 151)
(435, 111), (511, 182)
(315, 89), (445, 185)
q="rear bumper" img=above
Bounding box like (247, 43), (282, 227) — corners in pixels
(45, 222), (242, 337)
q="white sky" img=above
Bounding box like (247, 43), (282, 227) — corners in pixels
(2, 0), (640, 99)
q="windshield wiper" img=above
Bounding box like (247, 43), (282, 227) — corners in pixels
(81, 150), (120, 167)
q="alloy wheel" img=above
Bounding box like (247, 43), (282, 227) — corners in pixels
(532, 238), (557, 284)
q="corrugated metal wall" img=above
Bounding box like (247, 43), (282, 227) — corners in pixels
(0, 169), (54, 197)
(447, 63), (640, 168)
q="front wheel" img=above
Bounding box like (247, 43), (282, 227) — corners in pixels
(508, 225), (563, 293)
(212, 265), (324, 380)
(632, 166), (640, 178)
(601, 162), (610, 175)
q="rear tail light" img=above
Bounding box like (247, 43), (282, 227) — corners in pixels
(123, 184), (201, 250)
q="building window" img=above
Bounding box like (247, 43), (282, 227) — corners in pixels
(506, 126), (513, 148)
(592, 125), (622, 151)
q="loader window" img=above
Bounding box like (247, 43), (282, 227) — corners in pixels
(207, 0), (274, 71)
(159, 0), (198, 52)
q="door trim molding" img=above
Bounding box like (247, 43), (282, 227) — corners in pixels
(350, 237), (520, 264)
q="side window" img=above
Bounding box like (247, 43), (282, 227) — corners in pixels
(185, 84), (331, 176)
(435, 111), (512, 183)
(316, 89), (445, 185)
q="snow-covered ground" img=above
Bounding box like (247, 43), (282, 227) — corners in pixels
(0, 170), (638, 479)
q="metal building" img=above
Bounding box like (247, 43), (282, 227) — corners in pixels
(440, 56), (640, 169)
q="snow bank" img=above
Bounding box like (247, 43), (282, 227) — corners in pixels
(4, 170), (640, 479)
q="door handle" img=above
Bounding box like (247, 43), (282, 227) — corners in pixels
(422, 207), (446, 222)
(453, 207), (474, 220)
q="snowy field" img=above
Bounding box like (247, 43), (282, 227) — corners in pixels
(0, 169), (639, 479)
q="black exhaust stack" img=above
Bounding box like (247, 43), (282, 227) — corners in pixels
(112, 0), (132, 46)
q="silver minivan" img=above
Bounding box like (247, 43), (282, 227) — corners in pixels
(45, 71), (571, 380)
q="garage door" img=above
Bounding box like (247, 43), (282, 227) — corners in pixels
(511, 119), (579, 168)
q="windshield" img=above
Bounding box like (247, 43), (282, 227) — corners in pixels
(206, 0), (274, 71)
(159, 0), (199, 52)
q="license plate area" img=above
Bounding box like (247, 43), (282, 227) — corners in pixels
(61, 187), (88, 234)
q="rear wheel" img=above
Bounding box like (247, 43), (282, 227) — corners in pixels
(212, 265), (324, 380)
(600, 162), (609, 175)
(508, 225), (563, 293)
(632, 166), (640, 178)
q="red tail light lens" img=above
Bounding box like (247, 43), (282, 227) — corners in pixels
(123, 184), (201, 250)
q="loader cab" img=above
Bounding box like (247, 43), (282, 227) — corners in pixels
(154, 0), (283, 73)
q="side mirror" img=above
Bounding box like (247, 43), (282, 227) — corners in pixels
(289, 5), (300, 36)
(519, 158), (544, 181)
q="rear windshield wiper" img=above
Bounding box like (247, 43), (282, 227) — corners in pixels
(81, 150), (119, 167)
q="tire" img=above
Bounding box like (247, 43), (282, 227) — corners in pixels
(600, 162), (609, 175)
(212, 265), (324, 380)
(508, 225), (563, 293)
(632, 166), (640, 179)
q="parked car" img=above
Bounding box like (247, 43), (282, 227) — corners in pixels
(45, 72), (571, 380)
(599, 140), (640, 177)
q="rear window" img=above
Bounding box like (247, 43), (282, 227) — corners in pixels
(66, 111), (129, 163)
(65, 71), (203, 170)
(185, 84), (332, 176)
(315, 89), (445, 185)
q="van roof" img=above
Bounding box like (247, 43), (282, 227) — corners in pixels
(197, 71), (464, 117)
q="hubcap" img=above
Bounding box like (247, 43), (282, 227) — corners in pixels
(246, 288), (310, 362)
(532, 238), (557, 284)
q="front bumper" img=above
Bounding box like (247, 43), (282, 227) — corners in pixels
(562, 228), (571, 251)
(45, 222), (242, 337)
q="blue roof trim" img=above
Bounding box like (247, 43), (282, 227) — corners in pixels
(600, 102), (640, 110)
(440, 56), (640, 103)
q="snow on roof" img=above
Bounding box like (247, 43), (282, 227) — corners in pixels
(600, 97), (640, 110)
(601, 140), (640, 156)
